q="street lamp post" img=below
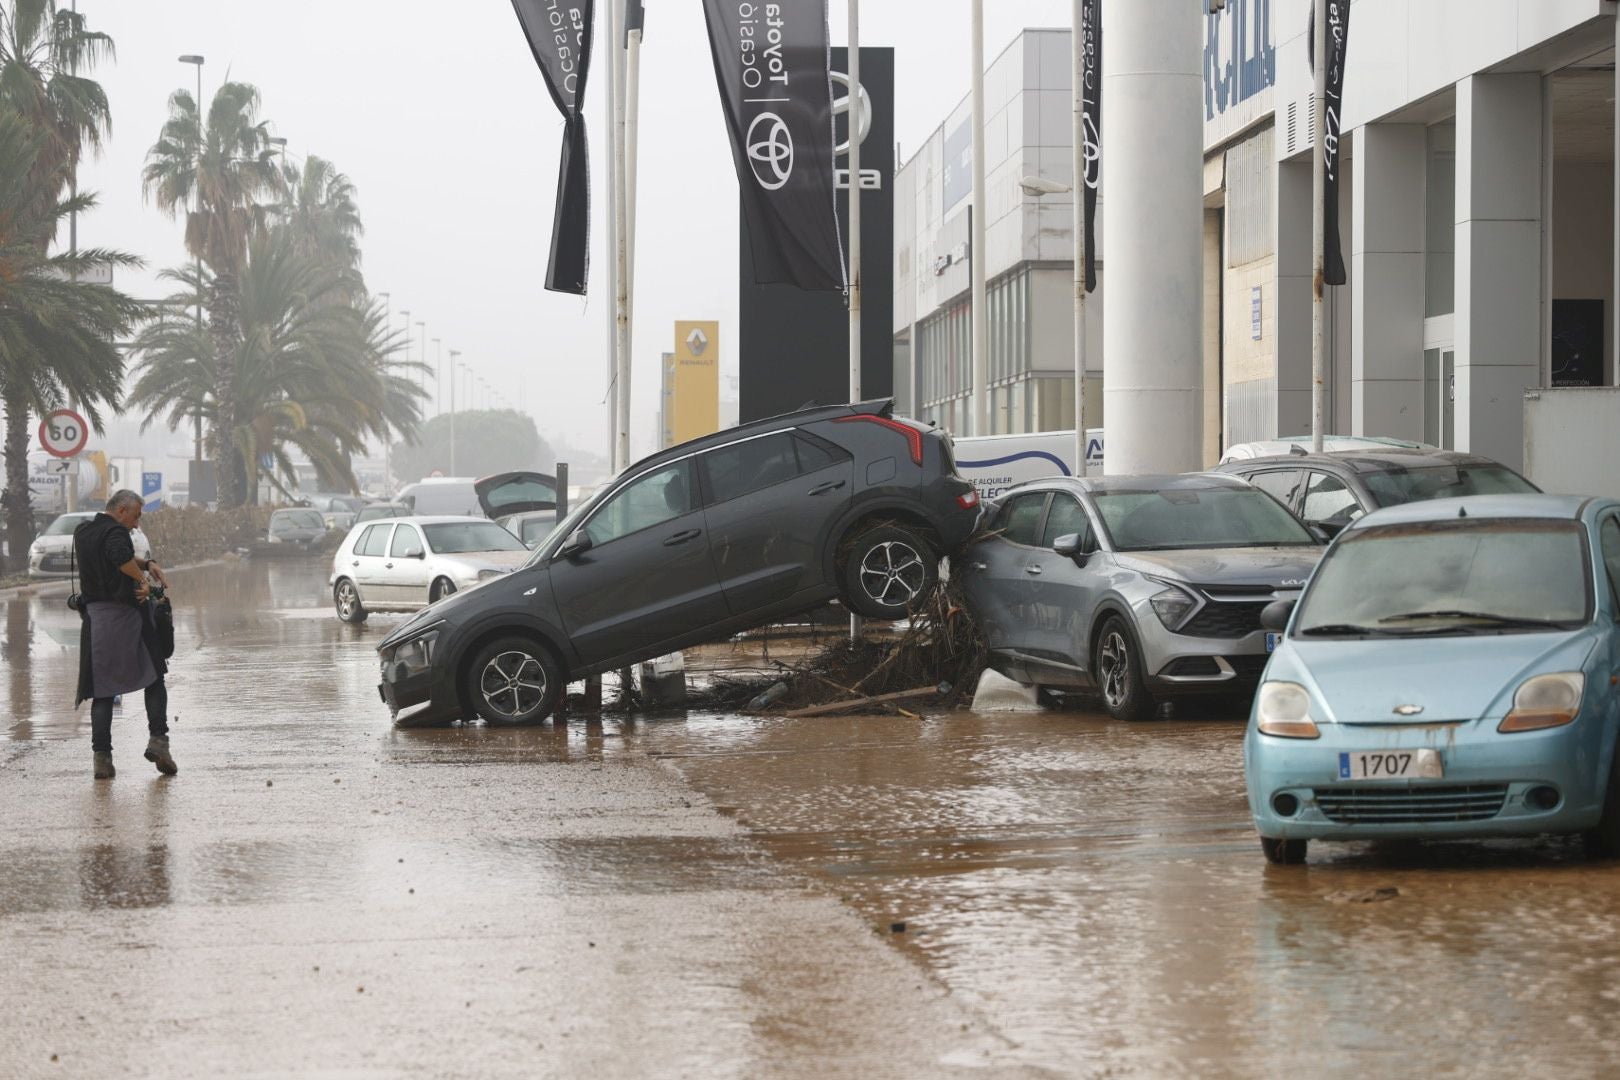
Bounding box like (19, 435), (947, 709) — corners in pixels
(377, 292), (392, 495)
(432, 338), (442, 416)
(179, 54), (205, 463)
(448, 349), (460, 475)
(416, 322), (427, 394)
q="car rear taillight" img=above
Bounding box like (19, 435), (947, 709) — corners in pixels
(955, 490), (979, 509)
(834, 414), (923, 465)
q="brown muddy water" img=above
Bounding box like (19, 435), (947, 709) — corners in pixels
(4, 558), (1619, 1078)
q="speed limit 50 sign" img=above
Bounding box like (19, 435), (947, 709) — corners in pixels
(38, 408), (89, 458)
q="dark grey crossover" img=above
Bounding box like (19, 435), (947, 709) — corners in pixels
(1214, 448), (1538, 537)
(376, 400), (982, 725)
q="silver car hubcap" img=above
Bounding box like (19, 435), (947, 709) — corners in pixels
(336, 583), (356, 617)
(1098, 631), (1129, 709)
(858, 541), (927, 609)
(480, 651), (547, 720)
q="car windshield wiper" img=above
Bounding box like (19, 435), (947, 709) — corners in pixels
(1376, 609), (1571, 630)
(1297, 623), (1385, 636)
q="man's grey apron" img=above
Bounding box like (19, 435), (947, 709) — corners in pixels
(84, 600), (158, 699)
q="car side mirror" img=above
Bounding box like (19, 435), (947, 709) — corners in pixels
(1308, 521), (1343, 543)
(557, 528), (593, 561)
(1260, 599), (1297, 632)
(1052, 532), (1089, 565)
(402, 546), (424, 560)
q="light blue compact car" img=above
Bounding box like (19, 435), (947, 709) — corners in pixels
(1245, 494), (1620, 864)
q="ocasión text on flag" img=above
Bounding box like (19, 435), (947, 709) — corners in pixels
(1080, 0), (1101, 293)
(701, 0), (846, 291)
(1309, 0), (1350, 286)
(511, 0), (595, 295)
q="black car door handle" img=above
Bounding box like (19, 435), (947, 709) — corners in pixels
(1024, 565), (1043, 575)
(663, 529), (702, 547)
(385, 562), (394, 569)
(807, 480), (847, 496)
(966, 561), (988, 572)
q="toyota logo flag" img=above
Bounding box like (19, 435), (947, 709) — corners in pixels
(1309, 0), (1350, 286)
(702, 0), (846, 291)
(511, 0), (594, 295)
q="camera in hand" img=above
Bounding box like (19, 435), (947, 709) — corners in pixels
(146, 583), (167, 602)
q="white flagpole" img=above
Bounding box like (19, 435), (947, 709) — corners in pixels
(604, 0), (621, 472)
(1072, 0), (1089, 476)
(1311, 0), (1327, 454)
(612, 2), (632, 471)
(848, 0), (863, 643)
(622, 9), (642, 470)
(970, 0), (989, 436)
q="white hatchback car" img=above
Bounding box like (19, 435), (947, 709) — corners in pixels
(329, 515), (530, 622)
(30, 511), (152, 578)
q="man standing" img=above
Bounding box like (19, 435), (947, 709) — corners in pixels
(74, 490), (175, 779)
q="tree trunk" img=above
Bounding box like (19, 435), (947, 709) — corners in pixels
(2, 387), (36, 576)
(208, 270), (245, 509)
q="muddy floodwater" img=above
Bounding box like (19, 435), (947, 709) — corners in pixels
(5, 558), (1620, 1078)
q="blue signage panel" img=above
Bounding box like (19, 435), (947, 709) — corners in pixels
(1204, 0), (1275, 123)
(142, 471), (162, 511)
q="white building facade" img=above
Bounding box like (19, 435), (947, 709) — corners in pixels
(897, 2), (1620, 472)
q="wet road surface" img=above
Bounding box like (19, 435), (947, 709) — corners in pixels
(5, 558), (1620, 1077)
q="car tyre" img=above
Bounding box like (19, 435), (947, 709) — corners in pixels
(430, 576), (458, 604)
(1260, 836), (1308, 865)
(333, 578), (368, 624)
(1093, 615), (1155, 722)
(840, 524), (938, 621)
(464, 636), (562, 726)
(1585, 742), (1620, 858)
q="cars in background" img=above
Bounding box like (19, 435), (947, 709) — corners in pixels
(330, 515), (532, 621)
(1215, 448), (1539, 538)
(302, 493), (364, 531)
(28, 511), (152, 578)
(498, 510), (560, 549)
(355, 502), (410, 525)
(395, 472), (556, 519)
(1246, 494), (1620, 865)
(962, 473), (1323, 721)
(267, 508), (329, 551)
(1219, 435), (1432, 462)
(375, 398), (983, 726)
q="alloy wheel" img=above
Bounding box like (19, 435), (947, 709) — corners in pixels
(857, 541), (927, 609)
(1098, 631), (1130, 709)
(478, 650), (547, 720)
(336, 582), (358, 618)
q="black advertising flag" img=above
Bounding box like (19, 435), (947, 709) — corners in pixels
(511, 0), (595, 295)
(1309, 0), (1350, 286)
(702, 0), (846, 291)
(1080, 0), (1101, 293)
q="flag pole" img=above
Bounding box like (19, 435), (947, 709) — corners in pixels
(848, 0), (863, 644)
(1311, 0), (1327, 454)
(622, 2), (644, 471)
(970, 0), (989, 436)
(1072, 0), (1089, 476)
(604, 0), (621, 472)
(612, 0), (631, 472)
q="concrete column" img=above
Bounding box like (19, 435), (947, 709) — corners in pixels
(1275, 158), (1312, 436)
(1351, 123), (1426, 440)
(1102, 0), (1203, 474)
(1455, 74), (1543, 469)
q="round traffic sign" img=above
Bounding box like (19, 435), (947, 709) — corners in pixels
(38, 409), (88, 458)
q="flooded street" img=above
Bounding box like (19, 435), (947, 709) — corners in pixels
(5, 558), (1620, 1077)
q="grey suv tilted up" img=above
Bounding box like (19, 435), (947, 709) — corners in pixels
(377, 399), (982, 726)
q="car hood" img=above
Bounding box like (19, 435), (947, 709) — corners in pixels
(1112, 546), (1322, 590)
(378, 563), (545, 651)
(475, 471), (558, 518)
(1274, 630), (1600, 723)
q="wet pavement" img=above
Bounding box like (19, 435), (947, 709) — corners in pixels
(5, 558), (1620, 1077)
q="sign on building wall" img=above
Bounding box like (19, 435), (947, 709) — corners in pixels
(1250, 286), (1263, 341)
(671, 322), (721, 445)
(941, 118), (971, 213)
(1204, 0), (1275, 146)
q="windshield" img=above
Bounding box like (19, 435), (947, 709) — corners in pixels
(1093, 487), (1316, 552)
(1364, 464), (1537, 508)
(45, 514), (91, 536)
(1295, 520), (1591, 636)
(423, 521), (527, 554)
(357, 505), (400, 523)
(272, 510), (324, 531)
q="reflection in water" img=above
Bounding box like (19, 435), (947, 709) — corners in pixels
(5, 597), (32, 735)
(78, 843), (173, 910)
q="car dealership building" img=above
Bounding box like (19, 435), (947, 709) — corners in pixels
(894, 1), (1620, 473)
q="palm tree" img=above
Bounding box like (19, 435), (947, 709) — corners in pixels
(273, 154), (363, 296)
(142, 80), (281, 507)
(0, 107), (144, 569)
(130, 231), (426, 503)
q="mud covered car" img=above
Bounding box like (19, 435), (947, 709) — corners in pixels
(376, 399), (981, 726)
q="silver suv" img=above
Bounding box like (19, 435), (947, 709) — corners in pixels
(962, 473), (1324, 720)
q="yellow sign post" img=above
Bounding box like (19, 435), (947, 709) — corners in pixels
(670, 321), (720, 445)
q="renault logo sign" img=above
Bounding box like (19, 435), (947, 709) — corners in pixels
(686, 327), (710, 356)
(746, 111), (793, 191)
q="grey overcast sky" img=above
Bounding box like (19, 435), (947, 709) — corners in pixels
(74, 0), (1074, 465)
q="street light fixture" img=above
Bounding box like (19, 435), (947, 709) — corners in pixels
(1019, 175), (1072, 197)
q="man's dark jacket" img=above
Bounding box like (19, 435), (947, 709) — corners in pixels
(73, 514), (167, 705)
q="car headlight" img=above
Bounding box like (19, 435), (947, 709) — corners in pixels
(1499, 672), (1584, 733)
(28, 542), (43, 557)
(268, 534), (283, 543)
(1256, 681), (1320, 738)
(477, 568), (507, 582)
(388, 628), (440, 676)
(1148, 582), (1198, 631)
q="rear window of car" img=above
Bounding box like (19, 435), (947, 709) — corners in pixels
(1363, 464), (1538, 508)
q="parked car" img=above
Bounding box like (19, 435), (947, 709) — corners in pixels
(498, 509), (561, 549)
(266, 508), (329, 551)
(961, 473), (1323, 721)
(375, 399), (983, 726)
(1219, 435), (1432, 462)
(1215, 448), (1539, 538)
(330, 515), (533, 621)
(28, 511), (152, 578)
(395, 472), (556, 519)
(301, 493), (364, 531)
(1247, 493), (1620, 865)
(355, 502), (410, 525)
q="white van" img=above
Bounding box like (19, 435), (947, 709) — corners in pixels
(950, 429), (1105, 502)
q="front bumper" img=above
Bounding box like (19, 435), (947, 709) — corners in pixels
(377, 624), (463, 725)
(1137, 615), (1275, 693)
(1245, 716), (1607, 841)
